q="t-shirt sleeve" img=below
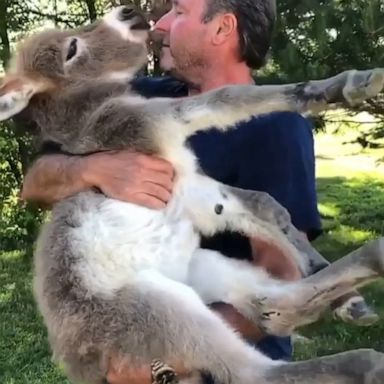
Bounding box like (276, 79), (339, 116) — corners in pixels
(234, 112), (322, 239)
(130, 76), (188, 98)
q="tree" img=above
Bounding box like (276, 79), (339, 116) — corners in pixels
(260, 0), (384, 142)
(0, 0), (107, 250)
(0, 0), (41, 250)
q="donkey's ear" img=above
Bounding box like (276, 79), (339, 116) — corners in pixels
(0, 75), (52, 121)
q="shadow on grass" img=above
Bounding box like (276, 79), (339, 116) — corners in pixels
(295, 175), (384, 359)
(315, 154), (335, 161)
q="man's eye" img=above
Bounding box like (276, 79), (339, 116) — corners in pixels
(66, 38), (78, 61)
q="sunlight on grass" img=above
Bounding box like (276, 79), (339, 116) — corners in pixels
(0, 250), (24, 261)
(316, 159), (384, 179)
(317, 202), (340, 218)
(0, 283), (16, 304)
(315, 122), (384, 179)
(294, 128), (384, 360)
(327, 225), (376, 244)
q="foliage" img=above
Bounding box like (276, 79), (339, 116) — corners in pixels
(0, 120), (43, 250)
(262, 0), (384, 143)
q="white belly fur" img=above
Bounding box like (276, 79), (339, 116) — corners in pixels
(71, 178), (202, 296)
(68, 125), (238, 300)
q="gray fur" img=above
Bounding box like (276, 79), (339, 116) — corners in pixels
(2, 6), (384, 384)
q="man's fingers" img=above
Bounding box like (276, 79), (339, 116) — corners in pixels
(135, 193), (167, 210)
(144, 171), (174, 193)
(107, 358), (152, 384)
(138, 154), (175, 177)
(91, 151), (175, 208)
(141, 181), (172, 203)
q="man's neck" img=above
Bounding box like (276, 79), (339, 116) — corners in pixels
(188, 62), (254, 95)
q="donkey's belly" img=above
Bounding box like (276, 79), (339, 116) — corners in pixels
(70, 196), (199, 295)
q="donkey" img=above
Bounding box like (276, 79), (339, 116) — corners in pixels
(1, 5), (384, 384)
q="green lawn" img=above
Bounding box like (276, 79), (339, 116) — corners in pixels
(1, 129), (384, 383)
(295, 131), (384, 359)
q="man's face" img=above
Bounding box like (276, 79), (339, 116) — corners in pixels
(154, 0), (213, 81)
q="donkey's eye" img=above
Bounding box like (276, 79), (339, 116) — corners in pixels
(66, 39), (78, 61)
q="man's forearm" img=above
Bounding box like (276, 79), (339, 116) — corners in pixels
(21, 154), (90, 207)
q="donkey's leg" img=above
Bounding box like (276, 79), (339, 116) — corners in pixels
(69, 68), (384, 155)
(158, 68), (384, 140)
(64, 268), (277, 384)
(126, 270), (275, 384)
(182, 174), (383, 335)
(264, 349), (384, 384)
(187, 248), (285, 307)
(254, 238), (384, 336)
(182, 174), (306, 273)
(229, 186), (378, 326)
(188, 235), (383, 338)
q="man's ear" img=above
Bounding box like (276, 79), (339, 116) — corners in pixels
(0, 74), (52, 121)
(212, 13), (237, 45)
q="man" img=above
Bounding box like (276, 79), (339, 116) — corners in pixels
(21, 0), (321, 382)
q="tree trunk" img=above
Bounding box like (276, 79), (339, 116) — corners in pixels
(0, 0), (11, 69)
(84, 0), (97, 22)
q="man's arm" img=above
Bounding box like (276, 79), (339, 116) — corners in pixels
(21, 154), (90, 207)
(21, 150), (175, 209)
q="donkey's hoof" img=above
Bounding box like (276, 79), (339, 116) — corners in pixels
(366, 69), (384, 97)
(333, 298), (379, 326)
(343, 68), (384, 105)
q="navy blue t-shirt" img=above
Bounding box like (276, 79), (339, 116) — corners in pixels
(132, 76), (322, 362)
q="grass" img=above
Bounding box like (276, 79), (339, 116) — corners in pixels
(294, 129), (384, 359)
(1, 128), (384, 382)
(0, 250), (70, 384)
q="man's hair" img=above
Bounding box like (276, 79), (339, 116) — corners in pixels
(203, 0), (276, 69)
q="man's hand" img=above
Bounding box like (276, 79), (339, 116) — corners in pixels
(22, 150), (175, 209)
(249, 237), (302, 281)
(106, 362), (152, 384)
(82, 151), (175, 209)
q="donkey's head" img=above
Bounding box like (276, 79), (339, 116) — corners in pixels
(0, 5), (150, 121)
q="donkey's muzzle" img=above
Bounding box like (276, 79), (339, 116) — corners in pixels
(119, 6), (150, 30)
(119, 6), (136, 21)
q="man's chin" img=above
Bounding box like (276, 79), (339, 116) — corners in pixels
(161, 66), (184, 81)
(159, 50), (174, 70)
(159, 60), (178, 76)
(159, 53), (191, 84)
(159, 59), (181, 79)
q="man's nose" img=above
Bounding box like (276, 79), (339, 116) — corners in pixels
(153, 11), (173, 33)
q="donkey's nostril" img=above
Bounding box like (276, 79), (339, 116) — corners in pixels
(119, 7), (136, 21)
(117, 6), (150, 31)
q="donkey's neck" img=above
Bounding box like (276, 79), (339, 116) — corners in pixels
(29, 79), (133, 150)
